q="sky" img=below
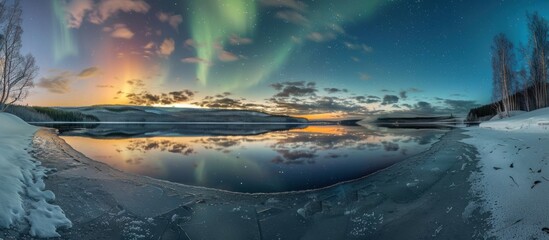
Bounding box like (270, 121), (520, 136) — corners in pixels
(17, 0), (549, 119)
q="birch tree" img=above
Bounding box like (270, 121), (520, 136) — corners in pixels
(0, 0), (37, 112)
(527, 12), (549, 109)
(491, 33), (517, 117)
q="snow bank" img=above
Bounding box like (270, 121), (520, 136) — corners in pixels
(480, 108), (549, 132)
(463, 127), (549, 238)
(488, 110), (525, 121)
(0, 113), (71, 237)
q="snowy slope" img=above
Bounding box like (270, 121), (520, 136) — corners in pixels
(480, 108), (549, 132)
(0, 113), (71, 237)
(463, 128), (549, 239)
(464, 107), (549, 238)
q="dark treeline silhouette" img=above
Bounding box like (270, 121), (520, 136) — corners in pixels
(468, 84), (546, 121)
(467, 12), (549, 121)
(4, 105), (99, 122)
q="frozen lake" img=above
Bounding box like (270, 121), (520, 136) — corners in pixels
(36, 123), (446, 193)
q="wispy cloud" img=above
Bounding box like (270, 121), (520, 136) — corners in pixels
(65, 0), (93, 28)
(37, 67), (100, 94)
(77, 67), (100, 78)
(359, 72), (371, 81)
(260, 0), (307, 12)
(181, 57), (210, 64)
(157, 11), (183, 30)
(229, 35), (253, 45)
(275, 10), (309, 26)
(37, 72), (73, 94)
(218, 50), (239, 62)
(106, 23), (134, 39)
(88, 0), (150, 25)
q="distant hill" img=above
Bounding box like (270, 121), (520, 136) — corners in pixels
(54, 105), (309, 123)
(374, 115), (459, 128)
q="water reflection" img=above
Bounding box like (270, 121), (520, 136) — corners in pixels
(47, 124), (445, 193)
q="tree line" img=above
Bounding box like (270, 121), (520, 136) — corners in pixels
(491, 12), (549, 118)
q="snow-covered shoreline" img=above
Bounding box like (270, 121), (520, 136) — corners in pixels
(463, 108), (549, 238)
(0, 113), (71, 237)
(479, 108), (549, 132)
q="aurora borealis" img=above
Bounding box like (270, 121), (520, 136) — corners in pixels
(19, 0), (549, 119)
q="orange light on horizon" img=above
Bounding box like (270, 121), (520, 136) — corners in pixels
(289, 125), (348, 135)
(291, 112), (343, 121)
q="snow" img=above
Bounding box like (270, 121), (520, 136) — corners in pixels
(463, 108), (549, 238)
(0, 113), (71, 237)
(488, 110), (526, 121)
(480, 108), (549, 132)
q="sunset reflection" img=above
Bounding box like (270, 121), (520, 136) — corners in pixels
(60, 125), (445, 192)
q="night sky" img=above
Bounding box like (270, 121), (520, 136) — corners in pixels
(18, 0), (549, 119)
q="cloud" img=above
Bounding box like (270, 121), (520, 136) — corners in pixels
(108, 24), (134, 39)
(65, 0), (94, 28)
(143, 42), (154, 49)
(344, 42), (373, 53)
(268, 95), (371, 115)
(77, 67), (99, 78)
(413, 101), (435, 113)
(271, 81), (317, 97)
(181, 57), (210, 64)
(307, 31), (337, 42)
(275, 11), (309, 26)
(191, 82), (379, 116)
(184, 39), (200, 48)
(96, 84), (114, 88)
(229, 35), (253, 45)
(260, 0), (307, 12)
(37, 72), (73, 94)
(126, 79), (144, 87)
(158, 38), (175, 57)
(88, 0), (150, 24)
(381, 95), (399, 105)
(218, 50), (239, 62)
(359, 72), (371, 81)
(408, 88), (422, 93)
(382, 142), (399, 151)
(353, 96), (380, 104)
(443, 99), (479, 113)
(194, 94), (268, 110)
(37, 67), (101, 94)
(324, 88), (348, 94)
(126, 90), (195, 105)
(157, 12), (183, 30)
(399, 90), (407, 99)
(272, 149), (316, 164)
(398, 88), (421, 99)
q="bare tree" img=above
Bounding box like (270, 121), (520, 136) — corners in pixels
(0, 0), (37, 112)
(491, 33), (517, 117)
(527, 12), (549, 109)
(518, 67), (530, 111)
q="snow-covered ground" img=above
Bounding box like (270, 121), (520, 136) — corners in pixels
(464, 108), (549, 238)
(0, 113), (71, 237)
(480, 108), (549, 132)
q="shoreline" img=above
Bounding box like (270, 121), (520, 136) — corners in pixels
(0, 127), (491, 239)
